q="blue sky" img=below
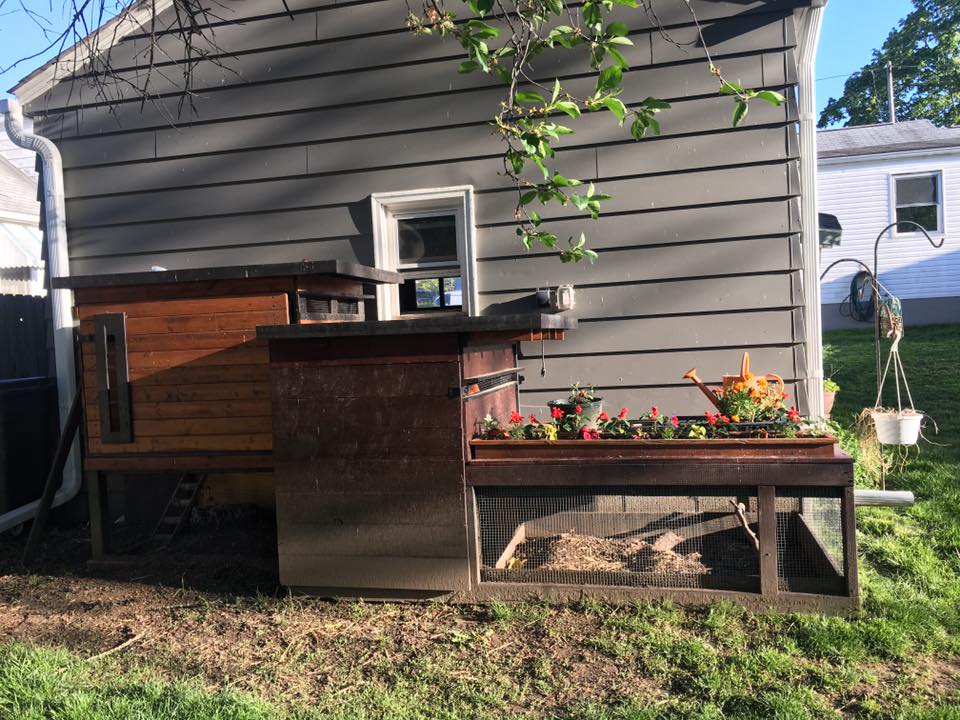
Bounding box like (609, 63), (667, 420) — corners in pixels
(1, 0), (916, 122)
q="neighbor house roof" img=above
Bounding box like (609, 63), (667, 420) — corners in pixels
(0, 154), (39, 220)
(818, 120), (960, 159)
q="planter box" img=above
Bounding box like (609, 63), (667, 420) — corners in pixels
(470, 436), (839, 461)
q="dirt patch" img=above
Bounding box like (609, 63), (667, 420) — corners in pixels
(513, 532), (708, 575)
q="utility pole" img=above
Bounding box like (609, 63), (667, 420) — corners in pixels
(886, 61), (897, 123)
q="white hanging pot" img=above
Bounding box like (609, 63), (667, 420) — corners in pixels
(871, 410), (923, 446)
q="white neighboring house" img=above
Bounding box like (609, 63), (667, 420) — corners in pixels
(818, 120), (959, 329)
(0, 139), (44, 297)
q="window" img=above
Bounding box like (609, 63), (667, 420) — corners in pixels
(371, 187), (477, 320)
(893, 172), (942, 234)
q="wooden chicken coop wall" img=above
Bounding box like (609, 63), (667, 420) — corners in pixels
(75, 275), (362, 475)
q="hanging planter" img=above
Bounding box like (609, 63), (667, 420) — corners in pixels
(871, 409), (923, 446)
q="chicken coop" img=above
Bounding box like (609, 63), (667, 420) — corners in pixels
(260, 313), (857, 613)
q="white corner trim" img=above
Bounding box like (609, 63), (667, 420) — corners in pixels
(370, 185), (478, 320)
(11, 0), (175, 106)
(796, 5), (825, 419)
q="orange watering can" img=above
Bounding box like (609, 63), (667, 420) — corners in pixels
(684, 352), (784, 410)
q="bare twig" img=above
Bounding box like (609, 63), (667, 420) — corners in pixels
(728, 500), (760, 552)
(86, 632), (144, 662)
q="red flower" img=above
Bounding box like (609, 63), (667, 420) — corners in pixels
(619, 407), (629, 420)
(529, 414), (539, 424)
(575, 405), (583, 415)
(580, 427), (600, 440)
(598, 411), (610, 422)
(720, 415), (730, 424)
(509, 411), (523, 425)
(670, 415), (680, 428)
(783, 393), (790, 400)
(787, 406), (801, 422)
(650, 405), (659, 419)
(550, 406), (564, 419)
(705, 412), (717, 426)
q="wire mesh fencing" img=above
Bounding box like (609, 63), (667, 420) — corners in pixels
(776, 487), (846, 595)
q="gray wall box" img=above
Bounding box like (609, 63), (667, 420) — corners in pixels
(20, 0), (818, 416)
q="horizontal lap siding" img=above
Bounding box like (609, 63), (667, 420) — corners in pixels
(27, 0), (808, 414)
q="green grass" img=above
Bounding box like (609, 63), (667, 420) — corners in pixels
(1, 325), (958, 719)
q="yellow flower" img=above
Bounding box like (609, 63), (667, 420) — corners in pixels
(732, 415), (740, 422)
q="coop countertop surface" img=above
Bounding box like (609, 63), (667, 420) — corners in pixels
(257, 312), (577, 339)
(52, 260), (402, 289)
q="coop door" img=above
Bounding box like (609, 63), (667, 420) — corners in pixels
(93, 312), (132, 443)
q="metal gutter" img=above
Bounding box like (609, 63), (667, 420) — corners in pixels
(0, 99), (81, 533)
(795, 4), (826, 418)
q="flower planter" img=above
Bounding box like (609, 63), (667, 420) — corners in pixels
(470, 436), (839, 461)
(871, 411), (922, 446)
(547, 398), (604, 428)
(823, 391), (836, 418)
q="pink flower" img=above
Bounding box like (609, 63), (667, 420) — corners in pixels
(509, 411), (523, 425)
(598, 411), (610, 422)
(619, 407), (629, 420)
(550, 406), (564, 419)
(580, 427), (600, 440)
(575, 405), (583, 415)
(670, 415), (680, 428)
(650, 406), (659, 419)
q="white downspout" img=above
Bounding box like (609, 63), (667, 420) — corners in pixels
(796, 5), (825, 419)
(0, 98), (82, 533)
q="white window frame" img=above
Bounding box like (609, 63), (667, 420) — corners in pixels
(889, 171), (944, 237)
(371, 186), (478, 320)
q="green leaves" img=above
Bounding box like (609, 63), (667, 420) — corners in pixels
(467, 0), (494, 16)
(595, 65), (622, 96)
(732, 100), (748, 127)
(514, 90), (546, 104)
(602, 96), (627, 123)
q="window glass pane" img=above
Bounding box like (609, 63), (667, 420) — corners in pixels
(895, 175), (938, 206)
(413, 278), (441, 309)
(896, 205), (939, 233)
(443, 276), (463, 308)
(398, 215), (458, 264)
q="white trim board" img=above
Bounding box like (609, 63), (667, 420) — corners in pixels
(370, 186), (478, 321)
(10, 0), (176, 105)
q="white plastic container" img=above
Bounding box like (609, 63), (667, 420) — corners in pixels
(872, 411), (923, 446)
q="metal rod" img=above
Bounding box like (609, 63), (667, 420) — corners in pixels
(886, 61), (896, 123)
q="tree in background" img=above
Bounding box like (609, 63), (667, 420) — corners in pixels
(818, 0), (960, 128)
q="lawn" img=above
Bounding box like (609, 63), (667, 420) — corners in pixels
(0, 325), (958, 719)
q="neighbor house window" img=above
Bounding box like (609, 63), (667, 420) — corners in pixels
(371, 187), (477, 320)
(892, 172), (942, 234)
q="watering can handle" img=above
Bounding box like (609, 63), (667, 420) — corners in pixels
(766, 373), (784, 396)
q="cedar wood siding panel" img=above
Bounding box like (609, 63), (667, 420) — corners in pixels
(25, 0), (810, 415)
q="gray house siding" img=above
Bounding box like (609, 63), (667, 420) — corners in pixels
(25, 0), (812, 415)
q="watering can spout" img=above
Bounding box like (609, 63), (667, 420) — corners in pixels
(683, 368), (724, 411)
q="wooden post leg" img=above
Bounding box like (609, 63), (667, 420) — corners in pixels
(86, 471), (109, 559)
(842, 485), (860, 607)
(758, 485), (779, 599)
